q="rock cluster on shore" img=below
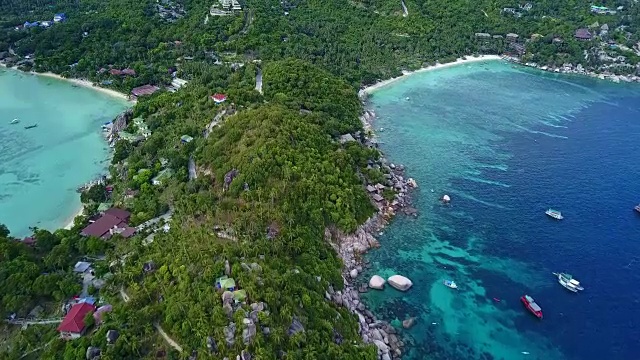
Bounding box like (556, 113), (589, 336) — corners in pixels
(326, 111), (424, 359)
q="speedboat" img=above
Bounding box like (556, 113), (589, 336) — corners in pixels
(634, 204), (640, 214)
(545, 208), (563, 220)
(10, 118), (19, 124)
(443, 280), (458, 289)
(521, 295), (543, 319)
(553, 272), (584, 292)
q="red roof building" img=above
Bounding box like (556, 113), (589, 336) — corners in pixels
(211, 93), (227, 103)
(80, 208), (134, 239)
(104, 208), (131, 222)
(121, 68), (137, 76)
(57, 302), (95, 339)
(131, 85), (160, 98)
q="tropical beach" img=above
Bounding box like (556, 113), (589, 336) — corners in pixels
(361, 55), (503, 94)
(1, 63), (132, 102)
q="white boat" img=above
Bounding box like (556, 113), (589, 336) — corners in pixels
(443, 280), (458, 289)
(553, 272), (584, 292)
(10, 118), (19, 124)
(545, 208), (563, 220)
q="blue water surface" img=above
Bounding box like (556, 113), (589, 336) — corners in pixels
(363, 61), (640, 360)
(0, 69), (129, 237)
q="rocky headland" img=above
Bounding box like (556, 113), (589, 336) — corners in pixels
(326, 108), (419, 360)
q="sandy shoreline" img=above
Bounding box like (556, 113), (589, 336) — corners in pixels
(64, 205), (85, 230)
(1, 63), (134, 103)
(361, 54), (503, 94)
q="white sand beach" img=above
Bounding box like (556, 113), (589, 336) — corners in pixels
(64, 205), (85, 230)
(35, 71), (134, 103)
(1, 63), (134, 103)
(362, 54), (503, 94)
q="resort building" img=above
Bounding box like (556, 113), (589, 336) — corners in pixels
(57, 302), (95, 340)
(80, 208), (136, 239)
(131, 85), (160, 98)
(210, 0), (241, 16)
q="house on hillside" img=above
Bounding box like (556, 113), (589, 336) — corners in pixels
(54, 13), (67, 23)
(575, 28), (593, 41)
(216, 276), (236, 291)
(57, 302), (95, 340)
(181, 135), (194, 143)
(211, 93), (227, 103)
(152, 168), (174, 186)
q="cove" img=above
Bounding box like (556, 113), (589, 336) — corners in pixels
(0, 69), (129, 237)
(363, 60), (640, 360)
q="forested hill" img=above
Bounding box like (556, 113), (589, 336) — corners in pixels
(2, 0), (639, 87)
(1, 1), (639, 359)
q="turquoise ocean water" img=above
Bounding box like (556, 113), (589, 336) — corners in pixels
(364, 61), (640, 360)
(0, 69), (129, 237)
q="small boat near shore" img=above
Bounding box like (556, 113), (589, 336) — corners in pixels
(10, 118), (19, 124)
(545, 208), (563, 220)
(443, 280), (458, 289)
(553, 272), (584, 292)
(24, 124), (38, 129)
(521, 295), (543, 319)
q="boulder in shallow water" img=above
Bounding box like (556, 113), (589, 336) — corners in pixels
(369, 275), (385, 290)
(402, 317), (416, 329)
(387, 275), (413, 291)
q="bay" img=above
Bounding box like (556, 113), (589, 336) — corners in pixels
(364, 60), (640, 360)
(0, 68), (129, 237)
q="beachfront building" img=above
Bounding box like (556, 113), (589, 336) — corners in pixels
(80, 208), (136, 239)
(131, 85), (160, 99)
(57, 302), (95, 340)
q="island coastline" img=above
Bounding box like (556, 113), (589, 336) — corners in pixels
(360, 54), (503, 95)
(1, 63), (134, 103)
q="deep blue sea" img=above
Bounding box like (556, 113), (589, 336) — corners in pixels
(363, 61), (640, 360)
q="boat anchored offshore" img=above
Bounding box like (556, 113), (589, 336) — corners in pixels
(634, 204), (640, 214)
(545, 208), (563, 220)
(521, 295), (543, 319)
(443, 280), (458, 289)
(553, 272), (584, 292)
(10, 118), (19, 124)
(24, 124), (38, 129)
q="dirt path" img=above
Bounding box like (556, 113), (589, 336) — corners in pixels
(120, 288), (183, 353)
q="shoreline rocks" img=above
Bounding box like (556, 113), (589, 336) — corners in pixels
(369, 275), (385, 290)
(387, 275), (413, 291)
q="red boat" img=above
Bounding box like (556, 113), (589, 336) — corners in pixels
(521, 295), (543, 319)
